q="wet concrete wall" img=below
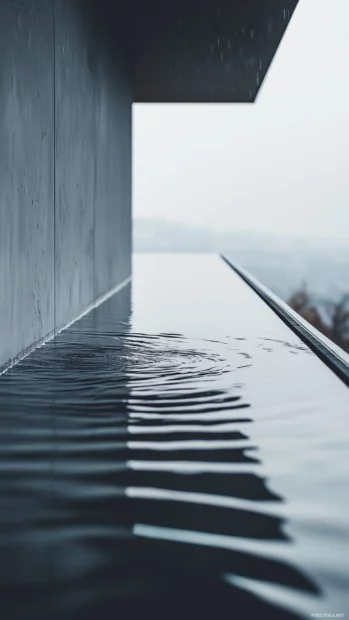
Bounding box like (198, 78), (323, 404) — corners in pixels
(0, 1), (55, 370)
(0, 0), (132, 370)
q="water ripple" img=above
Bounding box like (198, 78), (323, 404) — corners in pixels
(0, 296), (321, 619)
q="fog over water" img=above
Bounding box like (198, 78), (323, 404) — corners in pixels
(133, 218), (349, 306)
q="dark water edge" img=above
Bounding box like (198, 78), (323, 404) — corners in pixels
(0, 280), (343, 620)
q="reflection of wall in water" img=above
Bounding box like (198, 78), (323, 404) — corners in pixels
(0, 283), (132, 620)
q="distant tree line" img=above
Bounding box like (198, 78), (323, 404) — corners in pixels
(287, 286), (349, 353)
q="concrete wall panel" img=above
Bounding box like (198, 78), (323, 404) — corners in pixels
(94, 51), (133, 300)
(54, 0), (97, 330)
(0, 0), (54, 369)
(0, 0), (132, 371)
(54, 0), (132, 327)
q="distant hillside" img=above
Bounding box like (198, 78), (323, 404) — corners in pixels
(133, 218), (217, 252)
(133, 218), (349, 305)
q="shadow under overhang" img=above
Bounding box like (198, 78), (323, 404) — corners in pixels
(80, 0), (299, 103)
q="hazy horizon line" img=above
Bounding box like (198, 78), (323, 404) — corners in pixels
(133, 216), (349, 244)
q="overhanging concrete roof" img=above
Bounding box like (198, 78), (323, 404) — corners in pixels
(84, 0), (299, 102)
(132, 0), (299, 102)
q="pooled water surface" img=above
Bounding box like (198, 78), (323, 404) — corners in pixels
(1, 255), (349, 620)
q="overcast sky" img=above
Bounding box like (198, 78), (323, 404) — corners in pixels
(133, 0), (349, 239)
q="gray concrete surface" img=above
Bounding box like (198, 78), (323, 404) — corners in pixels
(54, 0), (96, 330)
(0, 0), (132, 370)
(0, 0), (55, 369)
(93, 22), (132, 301)
(133, 0), (298, 102)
